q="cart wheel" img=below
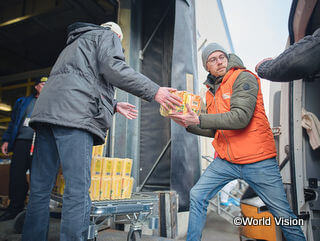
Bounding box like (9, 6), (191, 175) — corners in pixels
(13, 210), (26, 234)
(127, 229), (141, 241)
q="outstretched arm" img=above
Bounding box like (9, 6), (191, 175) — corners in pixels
(256, 28), (320, 82)
(97, 32), (182, 109)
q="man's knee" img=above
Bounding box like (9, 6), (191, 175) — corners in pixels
(190, 186), (201, 203)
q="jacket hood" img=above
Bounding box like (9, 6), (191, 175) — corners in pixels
(226, 53), (245, 70)
(204, 53), (245, 86)
(66, 22), (107, 45)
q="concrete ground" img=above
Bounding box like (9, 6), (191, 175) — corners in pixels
(0, 209), (239, 241)
(201, 211), (239, 241)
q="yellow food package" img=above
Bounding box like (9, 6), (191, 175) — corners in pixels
(159, 91), (184, 116)
(93, 145), (104, 157)
(121, 158), (133, 177)
(56, 173), (65, 195)
(101, 157), (114, 176)
(111, 176), (122, 200)
(89, 176), (101, 201)
(185, 92), (202, 115)
(159, 91), (202, 116)
(91, 156), (103, 176)
(112, 158), (123, 176)
(100, 176), (112, 200)
(121, 177), (134, 199)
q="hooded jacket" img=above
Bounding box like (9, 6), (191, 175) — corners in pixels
(187, 54), (276, 163)
(30, 22), (159, 145)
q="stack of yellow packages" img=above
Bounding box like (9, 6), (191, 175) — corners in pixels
(159, 90), (202, 117)
(121, 159), (134, 199)
(53, 133), (134, 201)
(100, 158), (113, 200)
(89, 133), (108, 200)
(89, 157), (134, 201)
(89, 156), (103, 201)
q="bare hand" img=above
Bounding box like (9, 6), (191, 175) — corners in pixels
(171, 118), (187, 127)
(255, 57), (273, 72)
(168, 104), (200, 127)
(1, 142), (8, 156)
(116, 102), (138, 120)
(154, 87), (182, 111)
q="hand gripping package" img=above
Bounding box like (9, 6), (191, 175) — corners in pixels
(159, 91), (202, 117)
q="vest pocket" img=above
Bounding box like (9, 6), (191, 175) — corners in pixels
(226, 128), (264, 160)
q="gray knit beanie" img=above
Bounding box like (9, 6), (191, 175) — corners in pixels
(201, 43), (228, 71)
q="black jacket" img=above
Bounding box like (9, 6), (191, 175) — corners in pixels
(30, 22), (159, 145)
(257, 28), (320, 82)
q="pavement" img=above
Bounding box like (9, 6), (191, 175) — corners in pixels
(201, 211), (239, 241)
(0, 209), (239, 241)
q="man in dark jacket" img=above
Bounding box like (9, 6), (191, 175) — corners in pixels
(255, 27), (320, 81)
(21, 22), (181, 241)
(169, 43), (306, 241)
(0, 77), (47, 222)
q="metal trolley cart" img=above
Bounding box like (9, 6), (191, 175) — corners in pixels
(51, 192), (159, 241)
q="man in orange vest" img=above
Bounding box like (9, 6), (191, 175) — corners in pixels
(169, 43), (306, 241)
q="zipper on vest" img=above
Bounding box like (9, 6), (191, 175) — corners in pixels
(212, 92), (233, 162)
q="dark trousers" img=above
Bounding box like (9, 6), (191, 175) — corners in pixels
(22, 125), (93, 241)
(9, 139), (32, 211)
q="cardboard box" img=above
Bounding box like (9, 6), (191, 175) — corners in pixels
(121, 177), (134, 199)
(89, 176), (101, 201)
(159, 91), (202, 117)
(100, 176), (112, 200)
(121, 158), (133, 177)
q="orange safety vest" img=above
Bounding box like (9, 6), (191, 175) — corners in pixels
(206, 68), (276, 164)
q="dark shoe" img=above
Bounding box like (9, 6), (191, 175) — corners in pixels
(0, 209), (23, 221)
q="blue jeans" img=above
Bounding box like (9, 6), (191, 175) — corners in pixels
(22, 124), (93, 241)
(186, 157), (306, 241)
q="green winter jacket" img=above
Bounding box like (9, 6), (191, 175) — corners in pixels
(187, 54), (259, 137)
